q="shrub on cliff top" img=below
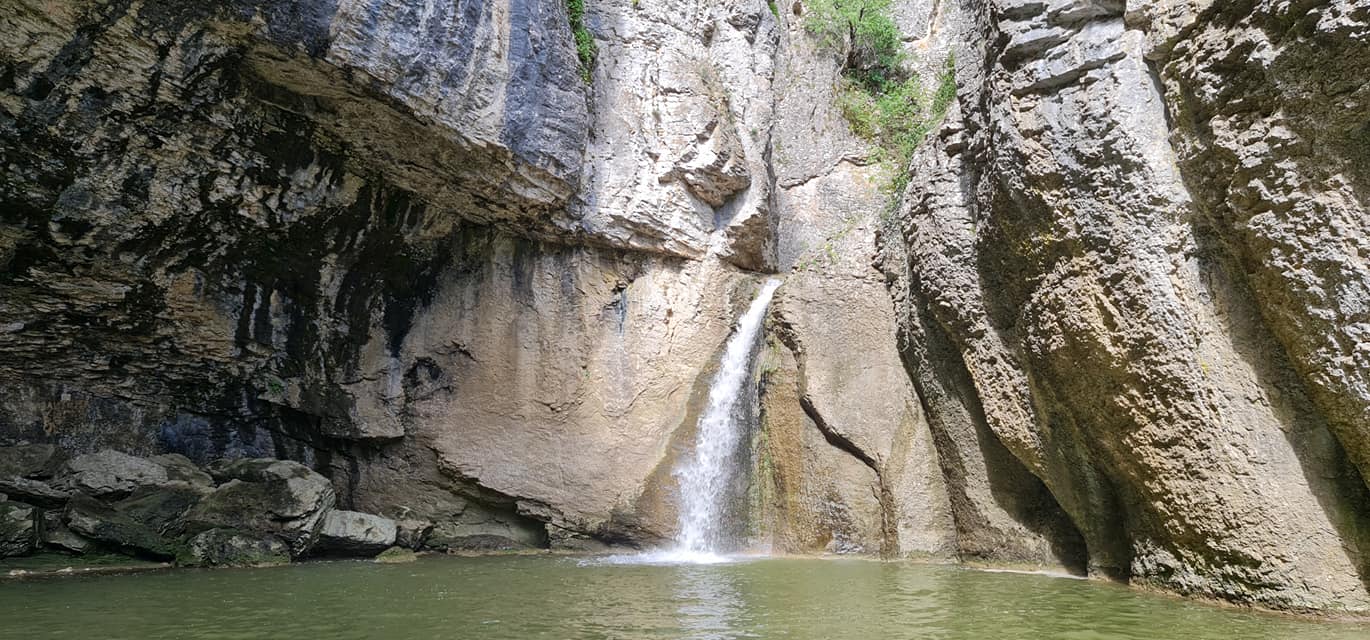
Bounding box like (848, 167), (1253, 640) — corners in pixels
(804, 0), (903, 92)
(806, 0), (957, 196)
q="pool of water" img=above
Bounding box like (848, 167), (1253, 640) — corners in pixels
(1, 555), (1367, 639)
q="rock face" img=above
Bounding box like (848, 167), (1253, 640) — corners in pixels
(880, 0), (1370, 611)
(1, 0), (1368, 615)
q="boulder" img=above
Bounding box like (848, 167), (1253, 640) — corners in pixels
(0, 501), (36, 558)
(181, 529), (290, 568)
(181, 459), (335, 556)
(0, 477), (72, 509)
(394, 518), (434, 550)
(0, 444), (65, 479)
(150, 454), (214, 489)
(40, 509), (90, 553)
(65, 495), (175, 560)
(315, 510), (397, 556)
(57, 450), (169, 498)
(115, 484), (205, 534)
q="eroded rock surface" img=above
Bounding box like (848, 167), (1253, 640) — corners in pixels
(881, 0), (1370, 611)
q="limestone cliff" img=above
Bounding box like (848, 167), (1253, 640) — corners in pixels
(882, 0), (1370, 611)
(2, 0), (1368, 614)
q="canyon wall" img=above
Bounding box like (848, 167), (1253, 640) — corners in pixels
(883, 0), (1370, 611)
(2, 0), (1369, 613)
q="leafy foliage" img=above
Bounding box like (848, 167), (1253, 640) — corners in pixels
(803, 0), (903, 92)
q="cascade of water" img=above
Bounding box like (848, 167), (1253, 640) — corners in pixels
(672, 279), (783, 558)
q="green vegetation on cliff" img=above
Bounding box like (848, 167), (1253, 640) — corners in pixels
(567, 0), (597, 83)
(804, 0), (956, 196)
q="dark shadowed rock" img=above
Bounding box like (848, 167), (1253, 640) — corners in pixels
(181, 529), (290, 568)
(394, 518), (434, 550)
(425, 520), (541, 552)
(0, 501), (37, 558)
(315, 510), (397, 556)
(65, 495), (175, 560)
(57, 451), (169, 498)
(182, 459), (335, 556)
(40, 509), (90, 554)
(0, 444), (65, 479)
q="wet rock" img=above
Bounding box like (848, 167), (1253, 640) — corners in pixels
(183, 460), (335, 556)
(0, 477), (71, 509)
(0, 444), (64, 479)
(40, 509), (91, 554)
(425, 520), (541, 552)
(0, 501), (37, 558)
(57, 451), (169, 498)
(181, 529), (291, 568)
(394, 518), (434, 551)
(64, 495), (175, 560)
(315, 510), (397, 556)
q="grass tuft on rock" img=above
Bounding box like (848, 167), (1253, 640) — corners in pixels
(567, 0), (597, 83)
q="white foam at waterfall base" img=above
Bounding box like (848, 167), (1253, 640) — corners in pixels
(590, 280), (782, 567)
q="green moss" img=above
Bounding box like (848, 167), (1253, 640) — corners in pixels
(767, 0), (779, 18)
(566, 0), (597, 83)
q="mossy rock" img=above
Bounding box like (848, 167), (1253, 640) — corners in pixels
(180, 529), (291, 568)
(373, 547), (417, 564)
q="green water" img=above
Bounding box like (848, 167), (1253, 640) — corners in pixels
(1, 555), (1367, 639)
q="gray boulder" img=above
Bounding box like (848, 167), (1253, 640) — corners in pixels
(57, 450), (169, 498)
(181, 529), (290, 568)
(65, 495), (175, 560)
(182, 459), (335, 556)
(0, 501), (36, 558)
(150, 454), (214, 489)
(116, 484), (205, 534)
(40, 509), (91, 553)
(314, 510), (397, 556)
(0, 444), (65, 479)
(0, 477), (70, 509)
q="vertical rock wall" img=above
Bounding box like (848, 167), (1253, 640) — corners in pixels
(883, 0), (1370, 611)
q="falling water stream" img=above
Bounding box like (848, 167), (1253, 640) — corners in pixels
(667, 278), (782, 562)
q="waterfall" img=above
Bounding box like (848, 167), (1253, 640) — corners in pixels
(672, 279), (782, 559)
